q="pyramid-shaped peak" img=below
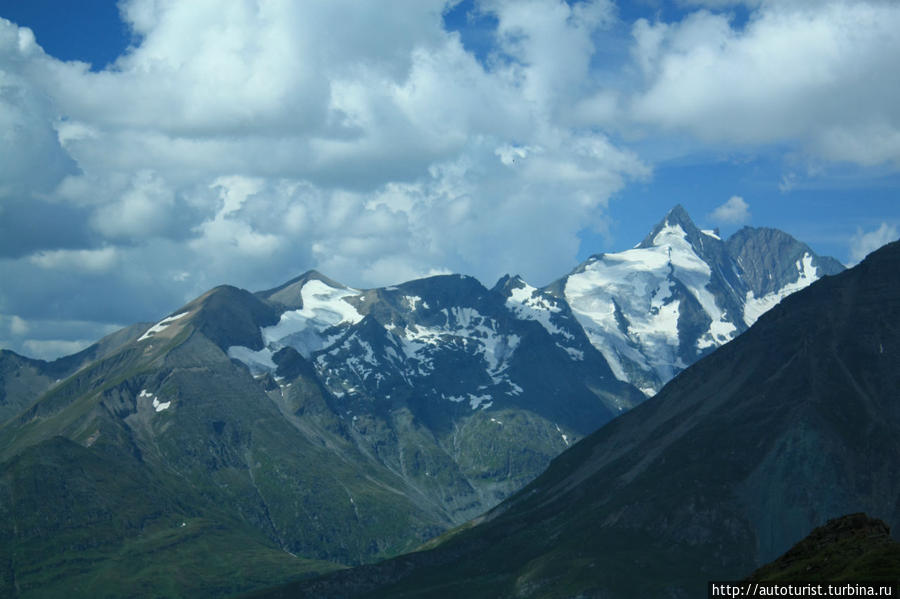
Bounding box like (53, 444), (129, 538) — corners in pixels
(665, 204), (693, 224)
(638, 204), (703, 249)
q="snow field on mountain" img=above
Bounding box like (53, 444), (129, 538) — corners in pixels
(505, 282), (571, 339)
(228, 279), (362, 370)
(742, 253), (817, 326)
(651, 224), (737, 351)
(564, 222), (744, 392)
(505, 280), (586, 361)
(263, 279), (363, 354)
(226, 215), (836, 408)
(564, 234), (682, 388)
(397, 307), (521, 394)
(230, 278), (528, 409)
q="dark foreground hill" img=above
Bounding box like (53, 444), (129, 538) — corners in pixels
(747, 513), (900, 583)
(250, 240), (900, 598)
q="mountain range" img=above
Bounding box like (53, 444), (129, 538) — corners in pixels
(0, 206), (851, 597)
(256, 238), (900, 598)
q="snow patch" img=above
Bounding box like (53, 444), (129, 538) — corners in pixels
(403, 295), (429, 311)
(152, 397), (171, 412)
(139, 388), (170, 412)
(229, 279), (363, 372)
(506, 281), (574, 341)
(743, 253), (818, 327)
(559, 345), (585, 361)
(468, 393), (492, 410)
(138, 312), (189, 341)
(697, 312), (738, 350)
(565, 244), (680, 387)
(398, 307), (520, 390)
(555, 424), (570, 447)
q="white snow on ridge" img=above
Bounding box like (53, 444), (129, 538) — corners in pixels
(654, 225), (737, 350)
(505, 281), (578, 348)
(564, 221), (737, 393)
(701, 229), (721, 240)
(229, 288), (524, 411)
(384, 306), (523, 408)
(228, 279), (363, 372)
(564, 233), (683, 387)
(743, 253), (818, 327)
(138, 312), (190, 342)
(263, 280), (363, 356)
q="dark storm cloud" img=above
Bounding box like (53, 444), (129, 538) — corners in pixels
(0, 197), (95, 258)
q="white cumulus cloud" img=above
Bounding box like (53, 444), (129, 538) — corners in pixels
(710, 196), (751, 225)
(0, 0), (898, 359)
(849, 222), (898, 264)
(628, 1), (900, 166)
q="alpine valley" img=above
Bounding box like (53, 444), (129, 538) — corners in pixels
(0, 206), (848, 598)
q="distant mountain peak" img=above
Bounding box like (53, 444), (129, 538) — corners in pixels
(257, 269), (349, 310)
(638, 204), (705, 250)
(665, 203), (692, 224)
(556, 204), (847, 395)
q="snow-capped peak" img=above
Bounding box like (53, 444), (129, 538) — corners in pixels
(228, 278), (363, 370)
(560, 205), (839, 394)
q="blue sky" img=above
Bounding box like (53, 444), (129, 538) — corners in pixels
(0, 0), (898, 359)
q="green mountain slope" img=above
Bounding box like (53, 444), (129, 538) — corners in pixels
(0, 287), (448, 598)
